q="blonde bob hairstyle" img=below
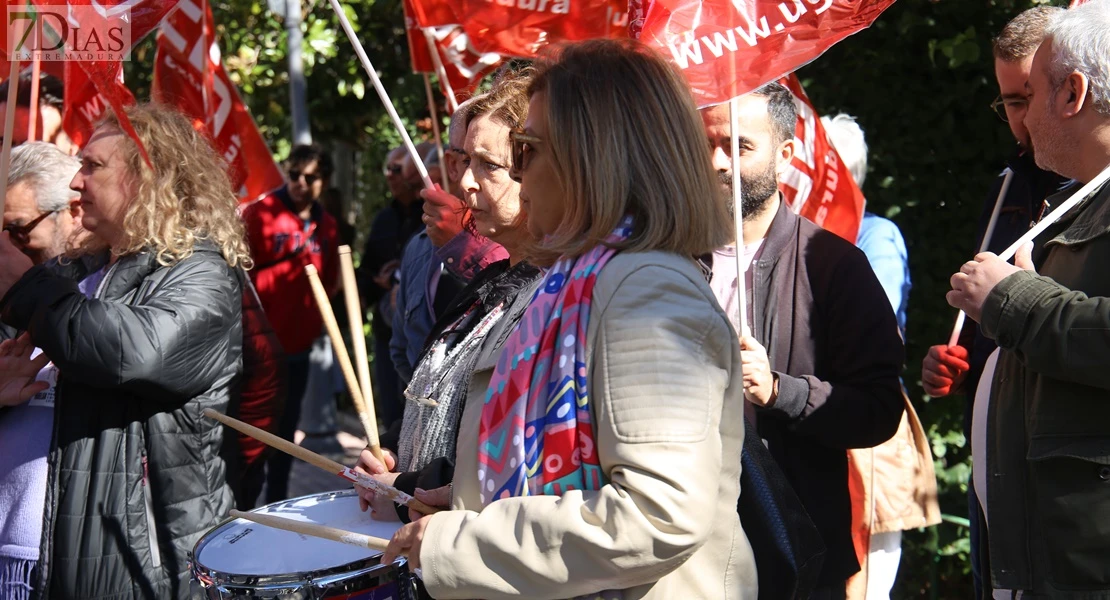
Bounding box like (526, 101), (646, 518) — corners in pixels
(526, 39), (731, 265)
(95, 104), (252, 268)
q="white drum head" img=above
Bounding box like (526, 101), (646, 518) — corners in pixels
(197, 491), (404, 575)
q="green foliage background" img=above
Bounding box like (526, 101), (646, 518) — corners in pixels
(122, 0), (1068, 596)
(795, 0), (1065, 596)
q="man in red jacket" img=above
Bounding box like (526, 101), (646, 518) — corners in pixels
(241, 144), (339, 503)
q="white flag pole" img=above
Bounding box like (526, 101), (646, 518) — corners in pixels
(423, 28), (459, 114)
(730, 97), (749, 339)
(947, 168), (1013, 346)
(327, 0), (434, 190)
(422, 73), (449, 190)
(949, 163), (1110, 340)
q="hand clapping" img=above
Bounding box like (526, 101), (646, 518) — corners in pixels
(0, 333), (49, 407)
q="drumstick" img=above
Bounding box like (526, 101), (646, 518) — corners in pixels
(304, 263), (384, 463)
(336, 247), (385, 463)
(202, 409), (441, 515)
(229, 510), (391, 553)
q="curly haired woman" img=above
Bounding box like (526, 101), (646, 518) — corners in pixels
(0, 104), (249, 600)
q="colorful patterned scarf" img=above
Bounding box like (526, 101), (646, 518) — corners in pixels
(478, 216), (634, 505)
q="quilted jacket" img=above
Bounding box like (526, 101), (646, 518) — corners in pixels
(0, 243), (240, 600)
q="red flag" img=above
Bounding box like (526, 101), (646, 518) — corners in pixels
(153, 0), (283, 201)
(637, 0), (896, 108)
(60, 59), (133, 147)
(456, 0), (629, 57)
(779, 74), (863, 242)
(408, 0), (458, 27)
(405, 27), (502, 104)
(30, 0), (180, 153)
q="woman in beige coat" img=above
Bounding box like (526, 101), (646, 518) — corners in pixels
(382, 39), (758, 599)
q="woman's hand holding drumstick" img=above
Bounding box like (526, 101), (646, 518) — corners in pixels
(380, 485), (452, 569)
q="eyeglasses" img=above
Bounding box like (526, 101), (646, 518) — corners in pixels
(510, 129), (543, 173)
(3, 209), (61, 244)
(383, 163), (403, 177)
(991, 95), (1029, 123)
(288, 169), (321, 185)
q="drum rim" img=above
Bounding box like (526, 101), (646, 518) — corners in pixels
(190, 489), (398, 590)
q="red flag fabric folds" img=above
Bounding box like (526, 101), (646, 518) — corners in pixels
(638, 0), (896, 107)
(404, 0), (502, 104)
(153, 0), (284, 201)
(457, 0), (629, 56)
(779, 74), (863, 242)
(31, 0), (181, 152)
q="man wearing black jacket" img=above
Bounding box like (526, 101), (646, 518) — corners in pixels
(701, 84), (905, 599)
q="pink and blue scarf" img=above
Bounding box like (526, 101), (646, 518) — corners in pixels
(478, 216), (634, 504)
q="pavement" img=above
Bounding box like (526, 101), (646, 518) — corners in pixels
(260, 408), (371, 503)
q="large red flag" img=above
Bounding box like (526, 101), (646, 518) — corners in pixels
(30, 0), (180, 151)
(779, 74), (863, 242)
(403, 0), (502, 104)
(153, 0), (284, 201)
(638, 0), (896, 108)
(455, 0), (629, 57)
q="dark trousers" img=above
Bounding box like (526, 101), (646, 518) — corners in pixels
(809, 583), (847, 600)
(264, 350), (310, 503)
(372, 323), (405, 429)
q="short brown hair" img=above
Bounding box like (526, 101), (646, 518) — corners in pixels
(527, 39), (731, 265)
(463, 67), (533, 132)
(993, 6), (1064, 62)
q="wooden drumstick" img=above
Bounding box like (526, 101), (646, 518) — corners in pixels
(336, 248), (385, 462)
(304, 263), (384, 462)
(229, 510), (392, 553)
(203, 409), (441, 515)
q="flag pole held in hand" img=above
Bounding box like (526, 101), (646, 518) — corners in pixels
(948, 169), (1013, 346)
(948, 162), (1110, 339)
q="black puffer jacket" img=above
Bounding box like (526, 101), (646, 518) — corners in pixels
(0, 244), (241, 600)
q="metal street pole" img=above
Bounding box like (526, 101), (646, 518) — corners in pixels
(286, 0), (311, 144)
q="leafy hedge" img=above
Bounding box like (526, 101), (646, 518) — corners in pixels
(797, 1), (1064, 596)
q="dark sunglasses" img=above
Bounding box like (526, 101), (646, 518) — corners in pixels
(288, 169), (321, 185)
(3, 209), (61, 244)
(383, 163), (404, 177)
(510, 129), (543, 173)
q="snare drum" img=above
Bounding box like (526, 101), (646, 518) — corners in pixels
(191, 490), (417, 599)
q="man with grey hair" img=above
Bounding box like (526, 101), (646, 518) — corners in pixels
(1, 142), (82, 265)
(947, 0), (1110, 595)
(0, 141), (81, 597)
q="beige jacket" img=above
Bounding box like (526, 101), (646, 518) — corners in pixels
(845, 391), (941, 599)
(419, 251), (759, 600)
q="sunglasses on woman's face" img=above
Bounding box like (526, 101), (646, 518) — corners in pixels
(288, 169), (321, 185)
(510, 129), (543, 173)
(3, 209), (61, 244)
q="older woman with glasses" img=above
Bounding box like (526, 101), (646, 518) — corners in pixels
(381, 39), (758, 599)
(355, 70), (547, 524)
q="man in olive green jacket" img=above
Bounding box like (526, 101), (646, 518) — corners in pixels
(947, 2), (1110, 596)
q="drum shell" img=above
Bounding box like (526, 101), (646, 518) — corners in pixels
(190, 490), (417, 600)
